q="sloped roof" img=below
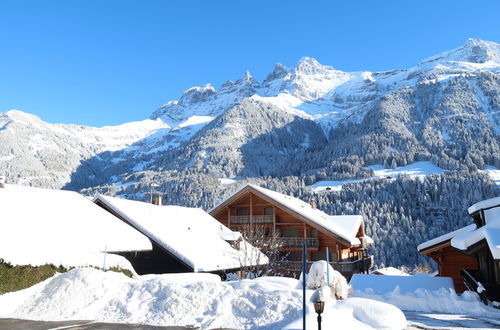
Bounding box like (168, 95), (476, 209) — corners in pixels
(210, 184), (370, 246)
(0, 184), (152, 267)
(419, 196), (500, 260)
(468, 196), (500, 215)
(94, 194), (268, 272)
(417, 224), (477, 253)
(451, 216), (500, 260)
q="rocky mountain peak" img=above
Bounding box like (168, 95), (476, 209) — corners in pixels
(178, 84), (217, 107)
(419, 38), (500, 66)
(294, 57), (334, 75)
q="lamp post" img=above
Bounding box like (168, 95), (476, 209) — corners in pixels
(313, 300), (325, 330)
(311, 286), (329, 330)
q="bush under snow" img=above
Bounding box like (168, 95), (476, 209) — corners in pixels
(304, 260), (350, 300)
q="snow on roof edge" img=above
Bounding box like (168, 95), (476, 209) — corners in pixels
(417, 224), (476, 252)
(468, 196), (500, 214)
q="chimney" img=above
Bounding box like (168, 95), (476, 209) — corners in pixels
(310, 200), (317, 209)
(153, 195), (162, 206)
(0, 176), (5, 188)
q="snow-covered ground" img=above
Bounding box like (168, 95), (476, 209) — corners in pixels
(481, 165), (500, 186)
(309, 161), (446, 192)
(351, 273), (500, 329)
(0, 268), (406, 329)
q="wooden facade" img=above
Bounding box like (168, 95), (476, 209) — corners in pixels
(419, 241), (477, 293)
(420, 197), (500, 303)
(210, 186), (373, 278)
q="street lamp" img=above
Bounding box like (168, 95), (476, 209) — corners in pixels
(313, 300), (325, 330)
(311, 286), (330, 330)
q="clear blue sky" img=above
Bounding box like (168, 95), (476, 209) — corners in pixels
(1, 0), (499, 126)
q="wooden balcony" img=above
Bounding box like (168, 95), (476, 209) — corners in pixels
(230, 215), (274, 224)
(277, 255), (373, 278)
(279, 237), (319, 248)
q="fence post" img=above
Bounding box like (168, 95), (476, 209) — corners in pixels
(302, 242), (307, 330)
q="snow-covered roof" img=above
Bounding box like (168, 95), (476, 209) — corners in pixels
(451, 215), (500, 260)
(0, 184), (152, 268)
(370, 267), (410, 276)
(417, 224), (477, 252)
(210, 184), (370, 246)
(94, 194), (268, 272)
(468, 196), (500, 215)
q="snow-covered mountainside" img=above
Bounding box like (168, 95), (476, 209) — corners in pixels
(0, 110), (168, 188)
(1, 38), (499, 270)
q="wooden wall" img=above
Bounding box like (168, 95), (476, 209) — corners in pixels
(427, 245), (478, 293)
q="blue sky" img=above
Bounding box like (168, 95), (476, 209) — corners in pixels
(1, 0), (499, 126)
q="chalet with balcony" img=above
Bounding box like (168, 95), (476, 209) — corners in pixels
(209, 184), (374, 278)
(419, 196), (500, 303)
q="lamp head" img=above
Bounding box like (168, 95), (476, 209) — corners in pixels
(314, 301), (325, 314)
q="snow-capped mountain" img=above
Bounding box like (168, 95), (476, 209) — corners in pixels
(1, 39), (499, 269)
(2, 38), (499, 190)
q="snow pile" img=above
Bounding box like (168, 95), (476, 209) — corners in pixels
(350, 274), (454, 294)
(0, 185), (151, 270)
(306, 260), (350, 299)
(351, 273), (500, 317)
(353, 287), (500, 317)
(0, 268), (407, 329)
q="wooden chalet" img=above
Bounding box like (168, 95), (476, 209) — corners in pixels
(94, 194), (268, 276)
(418, 226), (478, 293)
(209, 184), (374, 278)
(419, 196), (500, 303)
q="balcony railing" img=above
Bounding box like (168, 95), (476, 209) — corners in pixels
(277, 255), (373, 278)
(331, 255), (374, 275)
(461, 269), (488, 303)
(230, 215), (274, 224)
(279, 237), (319, 248)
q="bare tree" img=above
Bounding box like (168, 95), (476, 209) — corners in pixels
(236, 224), (284, 278)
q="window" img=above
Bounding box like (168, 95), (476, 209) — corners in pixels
(281, 229), (299, 237)
(310, 229), (318, 238)
(235, 208), (248, 216)
(264, 207), (274, 215)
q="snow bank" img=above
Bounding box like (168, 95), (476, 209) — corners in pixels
(350, 274), (454, 294)
(0, 268), (407, 329)
(353, 287), (500, 317)
(351, 273), (500, 317)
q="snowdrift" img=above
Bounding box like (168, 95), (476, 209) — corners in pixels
(0, 268), (407, 329)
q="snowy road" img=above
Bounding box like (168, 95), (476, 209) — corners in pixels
(405, 311), (500, 329)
